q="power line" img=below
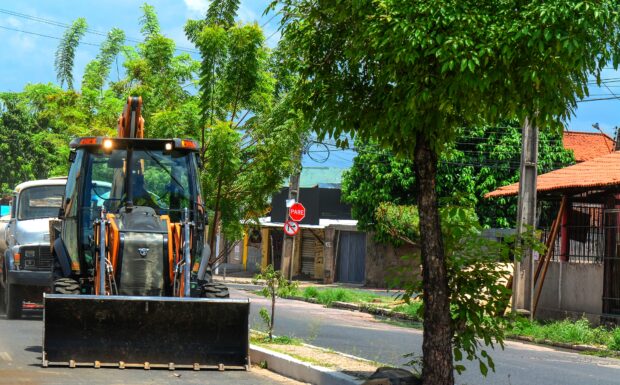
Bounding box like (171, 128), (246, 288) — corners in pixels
(0, 8), (200, 54)
(578, 96), (620, 102)
(0, 24), (100, 46)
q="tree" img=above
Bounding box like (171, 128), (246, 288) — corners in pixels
(186, 1), (306, 261)
(117, 4), (200, 139)
(253, 264), (298, 341)
(343, 122), (575, 239)
(273, 1), (619, 384)
(375, 200), (544, 376)
(0, 93), (63, 193)
(55, 18), (88, 89)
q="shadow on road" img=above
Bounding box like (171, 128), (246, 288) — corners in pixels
(25, 345), (42, 353)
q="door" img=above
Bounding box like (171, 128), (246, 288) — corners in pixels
(336, 231), (366, 284)
(301, 230), (317, 277)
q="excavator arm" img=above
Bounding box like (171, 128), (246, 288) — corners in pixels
(117, 96), (145, 139)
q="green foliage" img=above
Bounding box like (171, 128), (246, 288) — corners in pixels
(301, 286), (385, 306)
(392, 302), (423, 320)
(259, 307), (271, 331)
(610, 328), (620, 351)
(274, 3), (618, 380)
(207, 0), (240, 28)
(188, 2), (306, 252)
(55, 17), (88, 90)
(253, 264), (299, 341)
(275, 0), (620, 151)
(118, 5), (199, 139)
(377, 200), (545, 375)
(508, 317), (616, 349)
(374, 203), (420, 245)
(0, 93), (66, 193)
(82, 28), (125, 92)
(343, 123), (575, 235)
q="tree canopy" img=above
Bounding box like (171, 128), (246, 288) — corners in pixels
(274, 1), (620, 384)
(343, 122), (575, 238)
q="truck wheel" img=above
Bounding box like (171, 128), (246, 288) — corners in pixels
(201, 282), (229, 298)
(5, 284), (23, 319)
(0, 284), (5, 313)
(53, 278), (80, 295)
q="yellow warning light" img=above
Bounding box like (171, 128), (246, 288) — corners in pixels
(103, 139), (113, 150)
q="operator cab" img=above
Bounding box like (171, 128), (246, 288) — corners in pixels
(60, 137), (204, 275)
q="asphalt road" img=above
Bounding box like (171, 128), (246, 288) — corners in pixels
(232, 286), (620, 385)
(0, 307), (300, 385)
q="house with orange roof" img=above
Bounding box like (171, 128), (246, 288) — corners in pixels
(486, 150), (620, 325)
(562, 130), (615, 162)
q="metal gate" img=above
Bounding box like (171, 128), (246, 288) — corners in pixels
(604, 209), (620, 315)
(336, 231), (366, 284)
(301, 230), (316, 277)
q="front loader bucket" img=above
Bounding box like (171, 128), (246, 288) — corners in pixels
(42, 294), (250, 370)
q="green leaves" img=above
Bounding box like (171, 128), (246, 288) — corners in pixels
(253, 264), (299, 341)
(189, 3), (303, 248)
(54, 17), (87, 89)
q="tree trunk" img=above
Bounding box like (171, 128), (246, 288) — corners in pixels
(414, 138), (454, 385)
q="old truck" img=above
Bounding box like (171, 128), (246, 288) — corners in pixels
(0, 179), (66, 319)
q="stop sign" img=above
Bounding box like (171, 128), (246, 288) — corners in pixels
(289, 202), (306, 222)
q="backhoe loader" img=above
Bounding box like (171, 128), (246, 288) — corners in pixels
(43, 97), (249, 370)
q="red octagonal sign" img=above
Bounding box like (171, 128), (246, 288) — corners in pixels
(289, 202), (306, 222)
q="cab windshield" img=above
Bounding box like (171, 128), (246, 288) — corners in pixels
(18, 185), (65, 220)
(84, 148), (197, 215)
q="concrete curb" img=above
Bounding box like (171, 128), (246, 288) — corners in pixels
(250, 345), (363, 385)
(505, 335), (608, 353)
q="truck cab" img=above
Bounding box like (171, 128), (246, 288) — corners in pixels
(0, 179), (66, 319)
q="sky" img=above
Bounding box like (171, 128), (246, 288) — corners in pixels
(0, 1), (618, 169)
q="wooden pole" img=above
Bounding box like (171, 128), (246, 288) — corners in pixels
(534, 197), (566, 285)
(533, 196), (567, 317)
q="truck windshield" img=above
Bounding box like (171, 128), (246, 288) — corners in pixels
(18, 185), (65, 220)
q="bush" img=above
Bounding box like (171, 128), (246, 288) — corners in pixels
(303, 286), (319, 299)
(609, 328), (620, 351)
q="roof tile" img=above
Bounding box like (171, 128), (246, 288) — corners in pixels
(486, 151), (620, 198)
(563, 131), (615, 162)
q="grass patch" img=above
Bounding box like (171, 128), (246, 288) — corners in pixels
(506, 317), (620, 351)
(251, 333), (303, 346)
(302, 287), (390, 306)
(392, 301), (423, 319)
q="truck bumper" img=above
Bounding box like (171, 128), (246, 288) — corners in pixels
(7, 270), (52, 287)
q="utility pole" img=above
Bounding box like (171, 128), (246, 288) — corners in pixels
(513, 116), (538, 319)
(614, 126), (620, 151)
(281, 151), (302, 280)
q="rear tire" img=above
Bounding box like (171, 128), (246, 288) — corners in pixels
(0, 284), (6, 314)
(53, 278), (80, 295)
(200, 282), (229, 298)
(5, 283), (22, 319)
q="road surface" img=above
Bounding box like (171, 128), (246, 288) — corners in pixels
(232, 286), (620, 385)
(0, 307), (301, 385)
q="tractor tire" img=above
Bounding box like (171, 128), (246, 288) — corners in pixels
(201, 282), (230, 298)
(5, 283), (23, 319)
(53, 278), (80, 295)
(0, 284), (6, 314)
